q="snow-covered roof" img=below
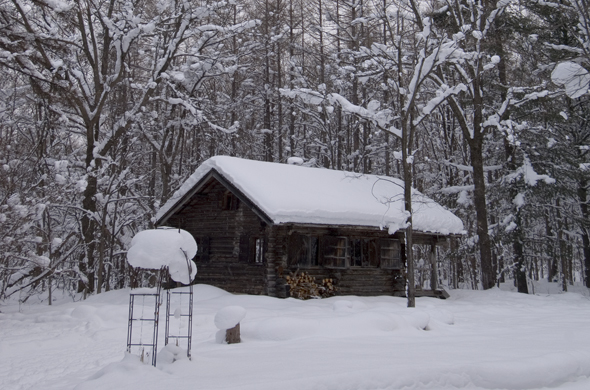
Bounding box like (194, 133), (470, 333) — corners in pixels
(156, 156), (464, 235)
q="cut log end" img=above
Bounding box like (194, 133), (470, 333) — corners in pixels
(225, 323), (241, 344)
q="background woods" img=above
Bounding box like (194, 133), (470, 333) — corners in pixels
(1, 0), (589, 301)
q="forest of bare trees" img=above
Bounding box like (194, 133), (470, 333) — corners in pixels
(1, 0), (589, 301)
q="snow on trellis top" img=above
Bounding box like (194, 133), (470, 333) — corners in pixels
(127, 228), (197, 284)
(156, 156), (464, 235)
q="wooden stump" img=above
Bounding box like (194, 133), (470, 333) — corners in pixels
(225, 323), (241, 344)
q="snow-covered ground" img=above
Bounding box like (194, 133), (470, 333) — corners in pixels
(2, 282), (590, 390)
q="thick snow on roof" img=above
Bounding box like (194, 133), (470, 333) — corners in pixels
(156, 156), (464, 235)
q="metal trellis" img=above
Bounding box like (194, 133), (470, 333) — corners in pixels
(164, 284), (194, 360)
(126, 270), (164, 367)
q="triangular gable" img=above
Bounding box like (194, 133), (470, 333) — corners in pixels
(156, 169), (273, 226)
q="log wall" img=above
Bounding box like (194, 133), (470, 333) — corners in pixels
(164, 178), (414, 298)
(271, 225), (406, 297)
(165, 178), (268, 295)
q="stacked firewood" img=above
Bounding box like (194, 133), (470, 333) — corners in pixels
(286, 272), (337, 299)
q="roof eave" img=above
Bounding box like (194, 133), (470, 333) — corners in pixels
(274, 221), (461, 237)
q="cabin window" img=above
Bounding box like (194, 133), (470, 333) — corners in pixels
(323, 236), (347, 268)
(288, 233), (319, 268)
(350, 239), (362, 267)
(380, 239), (401, 268)
(298, 236), (319, 267)
(350, 238), (379, 267)
(290, 234), (400, 269)
(195, 236), (210, 262)
(239, 235), (265, 264)
(254, 238), (264, 263)
(222, 191), (239, 210)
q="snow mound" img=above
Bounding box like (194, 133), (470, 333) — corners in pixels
(214, 306), (247, 330)
(332, 300), (355, 312)
(424, 308), (454, 326)
(242, 309), (432, 341)
(399, 310), (430, 330)
(70, 305), (103, 327)
(80, 353), (164, 388)
(332, 299), (368, 313)
(7, 283), (590, 390)
(249, 317), (321, 341)
(157, 344), (188, 366)
(127, 228), (197, 284)
(192, 284), (233, 301)
(319, 311), (399, 336)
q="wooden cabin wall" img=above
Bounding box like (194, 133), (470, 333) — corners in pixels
(273, 225), (406, 297)
(270, 225), (289, 298)
(163, 179), (442, 298)
(265, 228), (279, 297)
(165, 179), (269, 295)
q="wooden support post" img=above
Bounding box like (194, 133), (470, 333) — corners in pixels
(225, 323), (241, 344)
(430, 240), (438, 292)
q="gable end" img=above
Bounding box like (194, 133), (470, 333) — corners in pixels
(156, 168), (274, 227)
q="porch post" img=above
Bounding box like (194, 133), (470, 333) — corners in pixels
(430, 239), (438, 291)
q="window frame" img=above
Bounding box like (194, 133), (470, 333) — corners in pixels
(254, 237), (264, 264)
(289, 234), (403, 270)
(380, 238), (402, 269)
(221, 190), (239, 210)
(349, 238), (379, 268)
(239, 235), (266, 265)
(194, 236), (210, 263)
(298, 235), (320, 268)
(322, 236), (348, 268)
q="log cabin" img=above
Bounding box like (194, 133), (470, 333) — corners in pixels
(155, 156), (464, 298)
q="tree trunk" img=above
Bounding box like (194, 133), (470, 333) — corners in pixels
(578, 179), (590, 287)
(402, 118), (415, 307)
(470, 141), (494, 289)
(80, 173), (97, 294)
(514, 230), (528, 293)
